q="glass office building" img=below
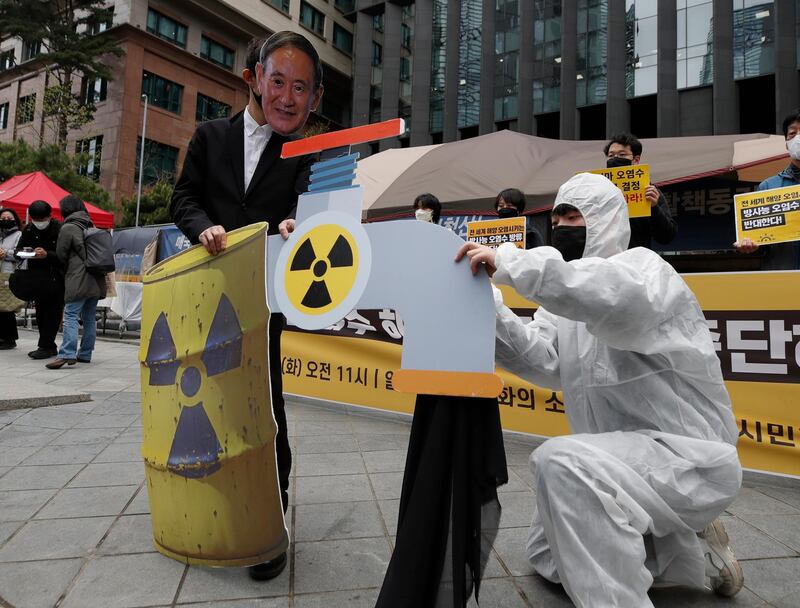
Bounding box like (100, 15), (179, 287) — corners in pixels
(350, 0), (798, 148)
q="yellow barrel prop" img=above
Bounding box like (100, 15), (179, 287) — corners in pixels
(139, 222), (287, 566)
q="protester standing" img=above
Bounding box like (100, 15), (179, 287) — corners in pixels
(495, 188), (545, 249)
(734, 110), (800, 269)
(604, 132), (677, 250)
(47, 196), (105, 369)
(14, 201), (64, 359)
(0, 208), (23, 350)
(412, 193), (441, 224)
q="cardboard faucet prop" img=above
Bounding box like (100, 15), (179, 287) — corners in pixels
(138, 118), (502, 567)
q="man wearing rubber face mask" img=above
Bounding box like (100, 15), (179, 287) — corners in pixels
(605, 133), (676, 250)
(734, 110), (800, 269)
(171, 30), (322, 582)
(456, 173), (743, 608)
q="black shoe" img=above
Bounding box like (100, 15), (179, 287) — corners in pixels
(76, 358), (91, 363)
(248, 552), (287, 581)
(28, 348), (58, 359)
(0, 340), (16, 350)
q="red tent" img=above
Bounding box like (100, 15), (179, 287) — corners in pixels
(0, 171), (114, 228)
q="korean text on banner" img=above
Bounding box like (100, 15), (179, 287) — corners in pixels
(734, 185), (800, 246)
(281, 271), (800, 479)
(588, 164), (651, 218)
(466, 217), (527, 249)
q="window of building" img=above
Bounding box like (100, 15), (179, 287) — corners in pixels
(334, 0), (355, 13)
(201, 36), (234, 70)
(430, 0), (447, 132)
(532, 1), (562, 115)
(146, 8), (187, 48)
(16, 93), (35, 124)
(373, 13), (384, 32)
(400, 56), (411, 82)
(0, 50), (15, 72)
(81, 76), (108, 104)
(333, 24), (353, 54)
(88, 9), (113, 35)
(372, 41), (383, 66)
(733, 0), (775, 79)
(495, 0), (520, 121)
(196, 93), (231, 122)
(0, 103), (8, 130)
(266, 0), (290, 13)
(625, 0), (658, 98)
(22, 40), (41, 62)
(676, 0), (713, 89)
(458, 0), (482, 129)
(576, 0), (608, 107)
(136, 137), (179, 185)
(141, 71), (183, 114)
(76, 135), (103, 180)
(300, 2), (325, 37)
(400, 5), (414, 125)
(401, 23), (412, 50)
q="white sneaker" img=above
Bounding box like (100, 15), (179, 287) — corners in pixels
(698, 518), (744, 597)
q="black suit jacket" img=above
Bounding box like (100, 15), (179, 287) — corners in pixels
(170, 111), (314, 243)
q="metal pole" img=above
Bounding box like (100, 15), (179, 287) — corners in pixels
(135, 94), (148, 227)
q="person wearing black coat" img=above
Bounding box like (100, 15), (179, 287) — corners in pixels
(604, 133), (677, 250)
(170, 31), (321, 582)
(14, 201), (64, 359)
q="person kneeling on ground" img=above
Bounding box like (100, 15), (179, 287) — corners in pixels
(456, 172), (743, 608)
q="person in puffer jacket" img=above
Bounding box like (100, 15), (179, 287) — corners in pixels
(46, 195), (106, 369)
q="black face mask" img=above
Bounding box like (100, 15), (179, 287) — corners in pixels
(551, 225), (587, 262)
(0, 219), (16, 230)
(497, 207), (519, 219)
(606, 156), (633, 169)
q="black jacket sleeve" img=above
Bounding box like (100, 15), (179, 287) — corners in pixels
(170, 126), (215, 244)
(650, 192), (677, 245)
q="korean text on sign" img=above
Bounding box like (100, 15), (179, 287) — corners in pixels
(587, 164), (651, 218)
(466, 217), (527, 250)
(734, 185), (800, 246)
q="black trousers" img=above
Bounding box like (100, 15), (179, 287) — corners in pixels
(34, 297), (64, 351)
(0, 311), (18, 342)
(269, 313), (291, 513)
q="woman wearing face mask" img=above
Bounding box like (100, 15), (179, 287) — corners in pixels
(495, 188), (545, 249)
(13, 201), (64, 359)
(413, 193), (441, 224)
(0, 208), (23, 349)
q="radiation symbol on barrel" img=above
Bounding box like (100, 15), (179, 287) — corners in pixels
(275, 211), (371, 330)
(144, 293), (244, 478)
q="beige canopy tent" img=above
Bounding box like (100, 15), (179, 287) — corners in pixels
(355, 131), (789, 220)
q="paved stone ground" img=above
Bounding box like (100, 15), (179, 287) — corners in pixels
(0, 330), (799, 607)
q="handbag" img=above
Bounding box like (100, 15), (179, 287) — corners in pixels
(0, 272), (25, 312)
(9, 267), (63, 302)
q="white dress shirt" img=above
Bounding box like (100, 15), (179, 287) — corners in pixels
(243, 106), (272, 192)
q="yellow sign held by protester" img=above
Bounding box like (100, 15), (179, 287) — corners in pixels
(734, 185), (800, 245)
(466, 217), (526, 249)
(587, 165), (651, 218)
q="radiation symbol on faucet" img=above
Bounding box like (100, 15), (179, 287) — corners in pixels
(274, 211), (372, 330)
(143, 293), (243, 478)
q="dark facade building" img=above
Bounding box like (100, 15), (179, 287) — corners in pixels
(350, 0), (799, 150)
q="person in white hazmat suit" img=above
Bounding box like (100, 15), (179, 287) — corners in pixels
(456, 172), (743, 608)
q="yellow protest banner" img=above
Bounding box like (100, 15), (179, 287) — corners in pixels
(734, 184), (800, 245)
(587, 164), (651, 218)
(467, 217), (526, 249)
(283, 271), (800, 478)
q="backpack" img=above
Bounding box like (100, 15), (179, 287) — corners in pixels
(83, 227), (115, 275)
